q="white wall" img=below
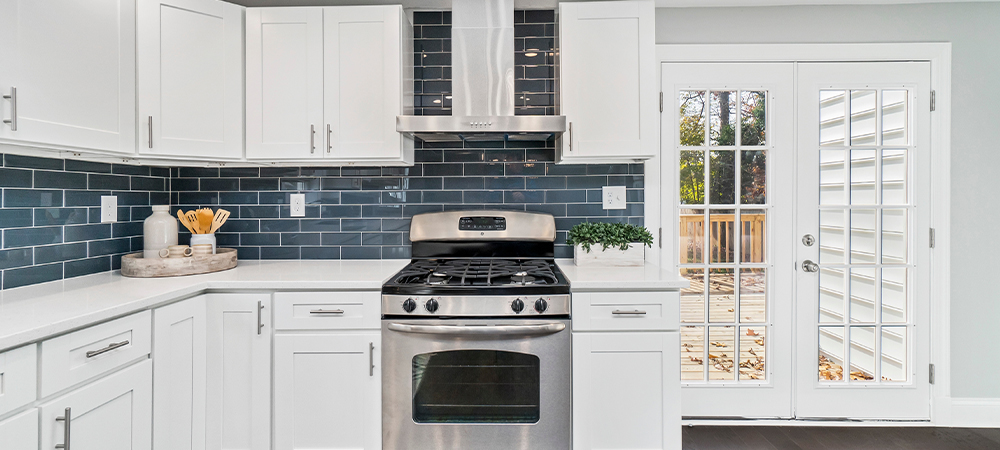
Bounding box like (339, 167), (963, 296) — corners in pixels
(656, 2), (1000, 400)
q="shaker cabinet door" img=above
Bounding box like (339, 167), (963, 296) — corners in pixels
(153, 297), (207, 450)
(0, 0), (135, 153)
(245, 7), (325, 160)
(138, 0), (244, 160)
(558, 0), (656, 163)
(0, 409), (39, 450)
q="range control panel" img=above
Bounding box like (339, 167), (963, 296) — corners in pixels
(459, 216), (506, 231)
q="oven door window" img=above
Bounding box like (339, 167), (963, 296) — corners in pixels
(412, 350), (540, 423)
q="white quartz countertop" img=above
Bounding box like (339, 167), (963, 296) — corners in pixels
(0, 259), (687, 352)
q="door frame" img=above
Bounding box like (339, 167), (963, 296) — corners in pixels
(653, 43), (952, 424)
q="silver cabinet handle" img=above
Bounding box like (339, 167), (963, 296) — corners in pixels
(3, 87), (16, 131)
(369, 342), (374, 377)
(257, 301), (264, 335)
(86, 340), (129, 358)
(802, 260), (820, 273)
(55, 407), (71, 450)
(388, 322), (566, 336)
(612, 310), (646, 315)
(326, 124), (332, 153)
(147, 116), (153, 148)
(309, 309), (345, 315)
(568, 121), (573, 152)
(310, 124), (315, 154)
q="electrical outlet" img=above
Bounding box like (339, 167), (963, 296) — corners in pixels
(602, 186), (626, 210)
(290, 193), (306, 217)
(101, 195), (118, 223)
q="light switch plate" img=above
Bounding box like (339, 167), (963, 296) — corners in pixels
(290, 194), (306, 217)
(101, 196), (118, 222)
(602, 186), (626, 210)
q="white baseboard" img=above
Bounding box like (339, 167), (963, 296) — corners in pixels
(945, 398), (1000, 427)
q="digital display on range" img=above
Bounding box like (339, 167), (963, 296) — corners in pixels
(459, 216), (507, 231)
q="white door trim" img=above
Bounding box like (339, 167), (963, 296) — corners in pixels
(655, 43), (952, 424)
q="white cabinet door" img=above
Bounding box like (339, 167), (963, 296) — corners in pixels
(0, 0), (135, 153)
(245, 7), (324, 160)
(153, 298), (207, 450)
(138, 0), (244, 159)
(274, 334), (380, 450)
(573, 332), (679, 450)
(558, 0), (656, 163)
(39, 360), (152, 450)
(206, 294), (271, 450)
(324, 6), (411, 164)
(0, 409), (39, 450)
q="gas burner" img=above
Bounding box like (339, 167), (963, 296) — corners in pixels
(386, 258), (564, 290)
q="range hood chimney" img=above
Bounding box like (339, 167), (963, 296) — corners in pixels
(396, 0), (566, 142)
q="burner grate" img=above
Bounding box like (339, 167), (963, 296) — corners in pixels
(390, 259), (560, 287)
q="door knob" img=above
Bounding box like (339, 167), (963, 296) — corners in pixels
(802, 260), (819, 273)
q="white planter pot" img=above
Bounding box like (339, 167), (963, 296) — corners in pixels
(573, 243), (645, 267)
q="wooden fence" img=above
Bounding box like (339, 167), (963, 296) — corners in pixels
(679, 213), (766, 263)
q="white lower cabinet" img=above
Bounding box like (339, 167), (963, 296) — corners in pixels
(39, 360), (152, 450)
(153, 297), (207, 450)
(274, 333), (381, 450)
(205, 293), (272, 450)
(573, 332), (680, 450)
(0, 409), (39, 450)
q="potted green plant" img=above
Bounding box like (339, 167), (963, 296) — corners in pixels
(566, 222), (654, 266)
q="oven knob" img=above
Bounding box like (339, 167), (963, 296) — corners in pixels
(534, 298), (548, 313)
(425, 298), (439, 313)
(511, 298), (525, 313)
(402, 298), (417, 313)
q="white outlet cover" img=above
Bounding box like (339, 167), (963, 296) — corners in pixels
(602, 186), (627, 210)
(290, 193), (306, 217)
(101, 195), (118, 223)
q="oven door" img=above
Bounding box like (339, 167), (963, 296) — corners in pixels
(382, 318), (571, 450)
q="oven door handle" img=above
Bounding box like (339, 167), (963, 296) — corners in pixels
(387, 322), (566, 336)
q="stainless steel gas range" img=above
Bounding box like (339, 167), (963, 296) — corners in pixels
(381, 210), (571, 450)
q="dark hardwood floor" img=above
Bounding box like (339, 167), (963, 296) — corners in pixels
(682, 426), (1000, 449)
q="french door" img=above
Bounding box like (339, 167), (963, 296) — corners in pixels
(663, 63), (795, 418)
(664, 60), (932, 419)
(795, 62), (931, 419)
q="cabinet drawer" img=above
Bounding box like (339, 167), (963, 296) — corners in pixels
(0, 344), (37, 417)
(274, 291), (380, 330)
(40, 311), (151, 397)
(572, 291), (679, 332)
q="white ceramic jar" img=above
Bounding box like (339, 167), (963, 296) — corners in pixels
(143, 205), (178, 259)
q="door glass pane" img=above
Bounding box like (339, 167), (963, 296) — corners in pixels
(740, 209), (766, 263)
(820, 90), (846, 147)
(850, 268), (876, 323)
(850, 209), (877, 264)
(710, 91), (737, 146)
(709, 151), (736, 204)
(881, 327), (907, 382)
(680, 151), (706, 204)
(819, 268), (845, 323)
(850, 90), (877, 146)
(740, 91), (766, 146)
(739, 268), (766, 323)
(741, 150), (766, 204)
(708, 326), (736, 380)
(849, 326), (876, 381)
(709, 209), (735, 263)
(882, 209), (907, 264)
(881, 268), (907, 323)
(679, 209), (705, 264)
(681, 326), (705, 380)
(680, 268), (705, 323)
(708, 269), (735, 323)
(412, 350), (540, 423)
(739, 326), (766, 380)
(820, 150), (846, 205)
(819, 210), (845, 264)
(679, 91), (707, 146)
(881, 149), (907, 205)
(850, 149), (877, 205)
(819, 326), (845, 381)
(882, 90), (908, 145)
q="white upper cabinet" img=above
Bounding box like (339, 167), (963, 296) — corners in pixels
(557, 0), (656, 163)
(246, 5), (413, 164)
(138, 0), (244, 160)
(0, 0), (136, 154)
(245, 7), (324, 160)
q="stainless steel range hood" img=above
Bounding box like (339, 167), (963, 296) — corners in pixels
(396, 0), (566, 142)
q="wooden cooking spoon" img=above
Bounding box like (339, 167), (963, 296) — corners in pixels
(197, 208), (214, 234)
(209, 209), (230, 234)
(177, 210), (198, 234)
(182, 210), (201, 234)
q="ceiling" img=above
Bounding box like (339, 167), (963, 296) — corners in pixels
(224, 0), (999, 8)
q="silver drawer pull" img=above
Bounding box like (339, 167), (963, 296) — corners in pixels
(310, 309), (345, 315)
(85, 340), (129, 358)
(612, 310), (647, 316)
(55, 407), (71, 450)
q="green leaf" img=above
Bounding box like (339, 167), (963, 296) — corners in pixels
(565, 222), (654, 253)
